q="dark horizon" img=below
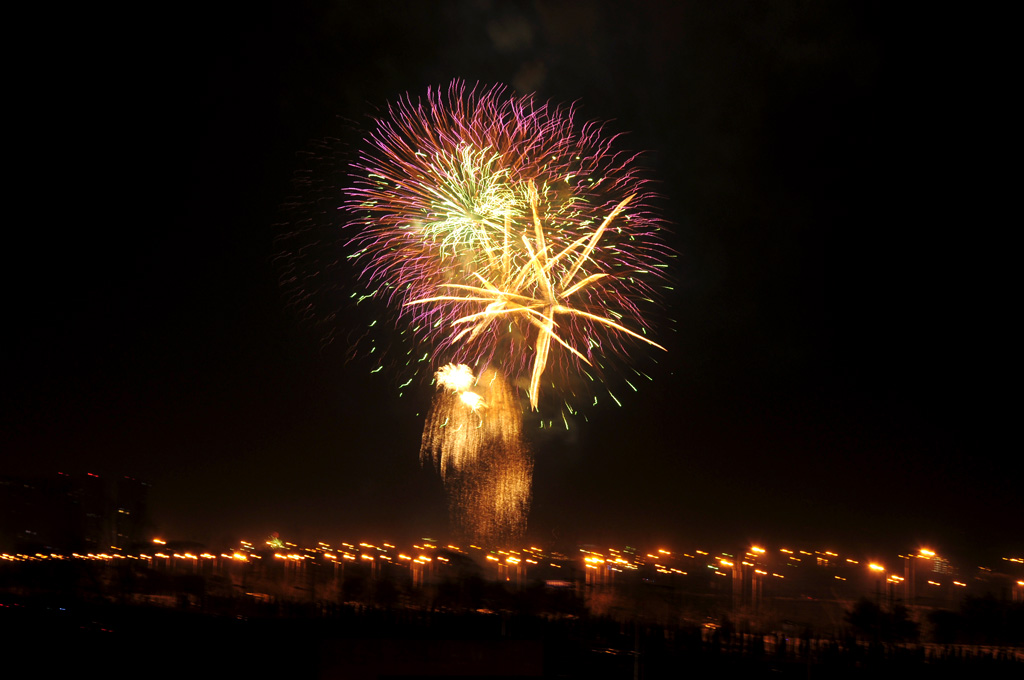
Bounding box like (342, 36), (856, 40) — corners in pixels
(5, 3), (1018, 570)
(4, 467), (1016, 572)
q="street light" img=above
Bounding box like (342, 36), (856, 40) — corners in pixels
(869, 563), (885, 604)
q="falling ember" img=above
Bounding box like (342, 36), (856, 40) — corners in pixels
(445, 435), (532, 545)
(421, 365), (531, 543)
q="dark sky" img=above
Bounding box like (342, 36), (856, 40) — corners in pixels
(5, 2), (1018, 563)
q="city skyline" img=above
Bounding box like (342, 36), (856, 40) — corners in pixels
(3, 469), (1020, 575)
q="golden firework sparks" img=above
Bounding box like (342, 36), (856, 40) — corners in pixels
(409, 182), (666, 409)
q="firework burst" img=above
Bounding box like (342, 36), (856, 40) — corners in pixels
(333, 81), (671, 544)
(347, 81), (671, 413)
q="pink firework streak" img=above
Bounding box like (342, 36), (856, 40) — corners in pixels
(346, 81), (672, 412)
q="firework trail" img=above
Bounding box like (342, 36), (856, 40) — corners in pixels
(422, 364), (531, 541)
(342, 81), (670, 543)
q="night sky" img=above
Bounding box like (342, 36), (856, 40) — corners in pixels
(6, 2), (1018, 563)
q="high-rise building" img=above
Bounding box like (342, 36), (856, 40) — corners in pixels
(0, 472), (152, 553)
